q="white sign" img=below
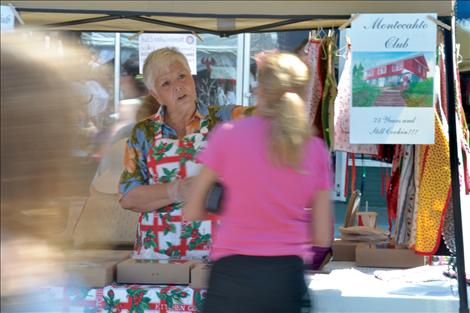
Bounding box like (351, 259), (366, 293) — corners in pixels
(350, 13), (437, 144)
(1, 5), (15, 32)
(138, 34), (197, 75)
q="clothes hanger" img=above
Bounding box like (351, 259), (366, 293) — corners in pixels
(327, 29), (334, 38)
(317, 25), (327, 39)
(308, 29), (317, 41)
(335, 34), (351, 59)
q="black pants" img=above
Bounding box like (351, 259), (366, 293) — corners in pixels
(202, 255), (308, 313)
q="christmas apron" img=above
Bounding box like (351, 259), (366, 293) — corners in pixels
(133, 114), (214, 260)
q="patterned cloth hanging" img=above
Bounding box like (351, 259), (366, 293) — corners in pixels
(442, 198), (456, 254)
(408, 144), (421, 248)
(401, 52), (444, 249)
(453, 47), (470, 195)
(394, 145), (417, 247)
(386, 145), (403, 232)
(333, 44), (378, 155)
(304, 39), (324, 136)
(441, 43), (470, 254)
(320, 36), (338, 149)
(415, 112), (451, 255)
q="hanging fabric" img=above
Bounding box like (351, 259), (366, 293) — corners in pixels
(394, 145), (416, 247)
(376, 145), (395, 163)
(320, 35), (337, 148)
(414, 42), (453, 255)
(386, 145), (403, 232)
(441, 42), (470, 254)
(415, 112), (451, 255)
(333, 43), (378, 155)
(442, 198), (456, 254)
(381, 166), (391, 198)
(407, 50), (448, 249)
(408, 144), (421, 248)
(385, 167), (390, 196)
(439, 41), (449, 119)
(453, 45), (470, 195)
(433, 43), (456, 255)
(304, 38), (325, 137)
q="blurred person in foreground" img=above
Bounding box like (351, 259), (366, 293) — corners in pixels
(1, 30), (93, 311)
(118, 47), (252, 259)
(183, 52), (334, 313)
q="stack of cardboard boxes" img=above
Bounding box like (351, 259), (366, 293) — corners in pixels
(62, 251), (212, 288)
(332, 239), (424, 268)
(332, 195), (424, 268)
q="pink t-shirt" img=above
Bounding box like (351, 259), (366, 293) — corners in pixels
(197, 116), (332, 261)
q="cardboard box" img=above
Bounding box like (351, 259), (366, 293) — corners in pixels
(332, 239), (360, 261)
(355, 243), (425, 268)
(62, 249), (131, 287)
(65, 249), (131, 262)
(190, 263), (211, 289)
(117, 259), (197, 284)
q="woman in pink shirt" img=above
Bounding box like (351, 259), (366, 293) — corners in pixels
(184, 52), (333, 313)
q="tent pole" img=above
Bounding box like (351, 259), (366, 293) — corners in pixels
(442, 15), (469, 313)
(43, 14), (127, 28)
(127, 16), (220, 36)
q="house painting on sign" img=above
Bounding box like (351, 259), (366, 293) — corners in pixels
(364, 54), (429, 89)
(352, 51), (434, 108)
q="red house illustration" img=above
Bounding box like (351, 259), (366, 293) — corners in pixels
(364, 54), (429, 89)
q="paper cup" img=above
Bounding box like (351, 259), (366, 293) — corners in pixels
(356, 212), (377, 228)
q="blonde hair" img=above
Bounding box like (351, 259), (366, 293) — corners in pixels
(257, 52), (311, 168)
(1, 30), (92, 234)
(143, 47), (191, 92)
(1, 30), (102, 304)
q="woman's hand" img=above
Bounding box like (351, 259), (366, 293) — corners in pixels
(119, 183), (174, 213)
(179, 176), (196, 202)
(119, 176), (198, 213)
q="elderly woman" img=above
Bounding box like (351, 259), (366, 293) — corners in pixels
(119, 47), (250, 259)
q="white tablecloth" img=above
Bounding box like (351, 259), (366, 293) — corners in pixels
(307, 261), (468, 312)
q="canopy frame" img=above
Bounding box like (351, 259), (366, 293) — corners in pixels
(15, 7), (353, 36)
(2, 2), (468, 312)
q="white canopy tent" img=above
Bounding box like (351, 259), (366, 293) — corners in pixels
(2, 1), (468, 312)
(3, 1), (453, 34)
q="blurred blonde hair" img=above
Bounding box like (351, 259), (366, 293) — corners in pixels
(1, 30), (90, 234)
(143, 47), (191, 92)
(1, 30), (97, 304)
(256, 52), (311, 168)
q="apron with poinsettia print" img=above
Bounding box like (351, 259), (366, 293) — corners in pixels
(133, 113), (215, 260)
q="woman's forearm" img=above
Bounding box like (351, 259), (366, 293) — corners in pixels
(119, 183), (173, 212)
(310, 190), (334, 247)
